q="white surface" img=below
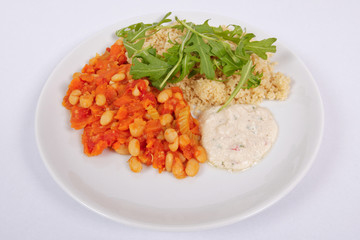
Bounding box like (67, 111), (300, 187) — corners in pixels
(1, 0), (359, 238)
(35, 12), (323, 230)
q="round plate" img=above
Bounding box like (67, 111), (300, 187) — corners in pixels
(35, 12), (324, 231)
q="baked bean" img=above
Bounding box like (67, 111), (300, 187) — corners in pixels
(185, 158), (199, 177)
(128, 156), (142, 173)
(100, 110), (114, 126)
(132, 86), (140, 97)
(138, 151), (151, 164)
(115, 144), (130, 155)
(173, 92), (183, 100)
(95, 94), (106, 106)
(195, 146), (207, 163)
(165, 152), (174, 172)
(111, 72), (126, 82)
(168, 137), (179, 152)
(177, 152), (186, 163)
(69, 89), (82, 105)
(172, 157), (186, 179)
(157, 89), (172, 103)
(109, 82), (118, 89)
(129, 118), (146, 137)
(79, 93), (94, 108)
(164, 128), (178, 143)
(72, 72), (81, 78)
(160, 114), (173, 126)
(128, 139), (140, 156)
(68, 95), (79, 105)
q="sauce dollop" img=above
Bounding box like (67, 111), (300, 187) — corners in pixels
(199, 105), (278, 171)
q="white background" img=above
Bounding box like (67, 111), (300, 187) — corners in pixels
(1, 0), (359, 239)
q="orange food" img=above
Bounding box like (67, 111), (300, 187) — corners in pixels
(62, 40), (206, 178)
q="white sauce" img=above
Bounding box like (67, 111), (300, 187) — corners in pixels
(199, 105), (278, 171)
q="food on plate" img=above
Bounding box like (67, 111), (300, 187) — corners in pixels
(199, 105), (278, 171)
(116, 12), (290, 110)
(63, 40), (205, 179)
(62, 12), (290, 178)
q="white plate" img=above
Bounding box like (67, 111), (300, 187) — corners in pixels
(35, 12), (324, 231)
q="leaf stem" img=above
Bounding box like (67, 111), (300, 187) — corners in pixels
(159, 25), (193, 89)
(217, 60), (253, 112)
(175, 17), (219, 43)
(128, 12), (172, 42)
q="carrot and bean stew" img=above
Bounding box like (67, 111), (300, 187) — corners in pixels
(62, 40), (207, 178)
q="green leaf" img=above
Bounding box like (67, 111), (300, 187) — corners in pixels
(163, 44), (180, 65)
(195, 20), (214, 34)
(130, 50), (172, 88)
(235, 40), (246, 59)
(244, 37), (277, 59)
(169, 53), (196, 83)
(170, 24), (185, 31)
(185, 34), (215, 79)
(116, 12), (172, 42)
(244, 71), (262, 89)
(208, 40), (227, 57)
(158, 26), (193, 89)
(209, 40), (244, 76)
(123, 39), (145, 58)
(188, 69), (199, 79)
(217, 60), (253, 112)
(147, 47), (157, 56)
(212, 24), (243, 43)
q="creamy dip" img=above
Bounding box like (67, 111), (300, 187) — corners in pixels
(199, 104), (278, 171)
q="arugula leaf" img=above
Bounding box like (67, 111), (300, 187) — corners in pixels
(147, 47), (157, 56)
(194, 20), (214, 34)
(209, 40), (247, 76)
(188, 68), (199, 79)
(116, 12), (172, 42)
(185, 34), (215, 79)
(217, 60), (253, 112)
(159, 25), (193, 88)
(245, 71), (262, 89)
(123, 39), (145, 58)
(244, 38), (276, 59)
(169, 53), (196, 83)
(209, 40), (237, 75)
(212, 24), (244, 43)
(208, 40), (226, 57)
(235, 40), (247, 59)
(163, 44), (180, 66)
(117, 12), (172, 59)
(130, 50), (172, 88)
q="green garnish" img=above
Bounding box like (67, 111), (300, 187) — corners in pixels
(217, 60), (252, 112)
(116, 12), (277, 111)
